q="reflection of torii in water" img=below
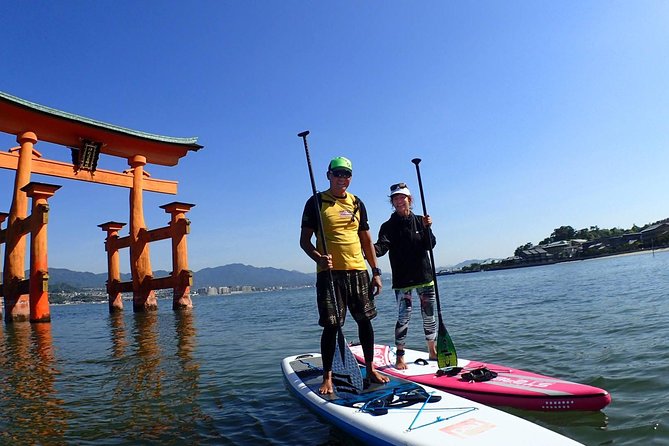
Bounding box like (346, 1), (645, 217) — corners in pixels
(0, 91), (203, 323)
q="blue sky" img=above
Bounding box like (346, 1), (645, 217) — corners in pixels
(2, 2), (668, 274)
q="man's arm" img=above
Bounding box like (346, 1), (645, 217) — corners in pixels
(300, 227), (332, 270)
(359, 229), (383, 296)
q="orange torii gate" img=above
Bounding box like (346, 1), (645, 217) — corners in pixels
(0, 91), (202, 323)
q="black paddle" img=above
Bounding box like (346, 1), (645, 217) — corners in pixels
(298, 130), (364, 392)
(411, 158), (458, 368)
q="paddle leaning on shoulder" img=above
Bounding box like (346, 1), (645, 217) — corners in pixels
(298, 131), (389, 394)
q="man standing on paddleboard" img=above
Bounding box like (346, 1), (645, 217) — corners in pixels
(374, 182), (438, 370)
(300, 156), (390, 394)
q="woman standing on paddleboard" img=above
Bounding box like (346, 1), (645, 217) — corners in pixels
(375, 183), (438, 370)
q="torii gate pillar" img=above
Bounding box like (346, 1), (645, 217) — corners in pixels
(23, 182), (61, 323)
(0, 212), (8, 316)
(99, 222), (126, 313)
(128, 155), (157, 313)
(160, 202), (194, 310)
(3, 132), (37, 322)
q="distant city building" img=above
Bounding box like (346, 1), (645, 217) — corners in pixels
(542, 239), (584, 258)
(519, 246), (551, 263)
(195, 285), (259, 295)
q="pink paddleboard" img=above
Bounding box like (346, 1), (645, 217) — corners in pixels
(350, 344), (611, 411)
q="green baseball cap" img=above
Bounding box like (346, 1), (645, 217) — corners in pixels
(328, 156), (352, 172)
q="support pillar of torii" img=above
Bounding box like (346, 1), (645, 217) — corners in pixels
(128, 154), (157, 312)
(24, 182), (61, 323)
(2, 132), (39, 322)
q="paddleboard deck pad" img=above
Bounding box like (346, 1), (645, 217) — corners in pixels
(282, 353), (583, 446)
(350, 344), (611, 411)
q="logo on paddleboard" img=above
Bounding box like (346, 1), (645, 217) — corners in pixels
(441, 418), (496, 438)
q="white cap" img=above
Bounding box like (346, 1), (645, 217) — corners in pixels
(389, 182), (411, 197)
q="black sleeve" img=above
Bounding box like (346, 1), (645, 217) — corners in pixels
(301, 196), (317, 230)
(356, 198), (370, 232)
(375, 221), (391, 257)
(425, 227), (436, 250)
(417, 215), (436, 249)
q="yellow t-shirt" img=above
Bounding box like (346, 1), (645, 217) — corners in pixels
(301, 191), (369, 272)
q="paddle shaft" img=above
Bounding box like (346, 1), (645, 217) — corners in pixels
(411, 158), (444, 318)
(412, 158), (458, 368)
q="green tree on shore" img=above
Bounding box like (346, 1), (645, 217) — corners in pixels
(514, 242), (533, 256)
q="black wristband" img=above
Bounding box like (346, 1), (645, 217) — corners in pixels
(371, 267), (382, 276)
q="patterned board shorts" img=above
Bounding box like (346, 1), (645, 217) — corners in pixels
(316, 270), (377, 328)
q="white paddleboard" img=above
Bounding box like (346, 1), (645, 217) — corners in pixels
(282, 353), (584, 446)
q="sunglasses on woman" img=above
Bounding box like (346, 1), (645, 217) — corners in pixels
(390, 182), (407, 191)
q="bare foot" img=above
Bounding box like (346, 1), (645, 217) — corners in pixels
(427, 341), (438, 361)
(319, 372), (334, 394)
(367, 369), (390, 384)
(395, 356), (408, 370)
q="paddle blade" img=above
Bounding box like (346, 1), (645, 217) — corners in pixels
(436, 322), (458, 368)
(332, 330), (364, 393)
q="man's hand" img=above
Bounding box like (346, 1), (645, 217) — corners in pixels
(318, 254), (333, 270)
(370, 274), (382, 296)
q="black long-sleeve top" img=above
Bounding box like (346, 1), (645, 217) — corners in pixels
(374, 212), (436, 289)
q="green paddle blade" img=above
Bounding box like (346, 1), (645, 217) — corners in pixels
(436, 324), (458, 368)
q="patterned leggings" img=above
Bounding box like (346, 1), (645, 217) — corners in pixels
(394, 285), (437, 347)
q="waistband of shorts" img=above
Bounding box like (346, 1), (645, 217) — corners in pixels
(394, 281), (434, 292)
(317, 269), (368, 277)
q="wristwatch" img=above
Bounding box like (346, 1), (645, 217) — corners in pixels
(371, 267), (382, 277)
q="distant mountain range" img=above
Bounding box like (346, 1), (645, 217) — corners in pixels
(39, 264), (315, 290)
(14, 260), (485, 292)
(193, 264), (314, 288)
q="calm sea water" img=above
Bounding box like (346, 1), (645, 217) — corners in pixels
(1, 250), (668, 445)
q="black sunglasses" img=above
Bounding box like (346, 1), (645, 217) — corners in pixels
(390, 182), (407, 191)
(331, 170), (352, 178)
